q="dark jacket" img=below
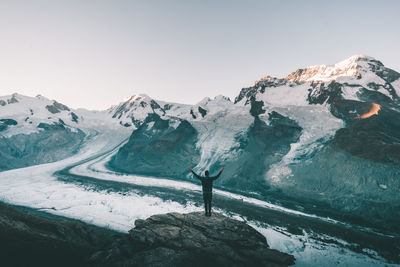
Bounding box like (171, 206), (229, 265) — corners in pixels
(190, 170), (222, 194)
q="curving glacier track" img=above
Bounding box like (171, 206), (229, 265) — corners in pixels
(0, 131), (398, 266)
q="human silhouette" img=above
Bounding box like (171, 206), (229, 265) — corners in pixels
(188, 167), (224, 216)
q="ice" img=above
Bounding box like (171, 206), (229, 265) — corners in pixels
(192, 105), (252, 171)
(255, 83), (311, 107)
(251, 224), (397, 267)
(0, 129), (197, 232)
(265, 104), (344, 184)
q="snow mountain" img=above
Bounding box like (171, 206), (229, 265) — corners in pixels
(109, 55), (400, 232)
(0, 93), (127, 171)
(1, 54), (400, 233)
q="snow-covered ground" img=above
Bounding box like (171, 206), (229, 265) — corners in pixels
(252, 224), (395, 267)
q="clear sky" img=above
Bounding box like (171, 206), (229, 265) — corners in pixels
(0, 0), (399, 110)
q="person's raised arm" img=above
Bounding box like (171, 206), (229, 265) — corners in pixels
(211, 167), (224, 181)
(188, 167), (202, 181)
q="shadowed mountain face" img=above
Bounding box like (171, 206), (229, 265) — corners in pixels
(109, 109), (302, 195)
(0, 122), (85, 172)
(332, 108), (400, 164)
(215, 113), (302, 193)
(109, 114), (200, 178)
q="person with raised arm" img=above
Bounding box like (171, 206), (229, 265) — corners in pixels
(188, 167), (224, 216)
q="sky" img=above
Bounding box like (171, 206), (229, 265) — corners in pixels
(0, 0), (399, 110)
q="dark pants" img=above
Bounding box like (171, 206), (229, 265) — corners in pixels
(203, 193), (212, 215)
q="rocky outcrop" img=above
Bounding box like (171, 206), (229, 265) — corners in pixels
(0, 119), (18, 132)
(90, 212), (295, 267)
(0, 203), (295, 267)
(45, 100), (70, 114)
(0, 202), (117, 267)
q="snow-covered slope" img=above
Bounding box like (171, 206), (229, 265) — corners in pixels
(0, 93), (128, 171)
(0, 93), (80, 137)
(0, 93), (125, 136)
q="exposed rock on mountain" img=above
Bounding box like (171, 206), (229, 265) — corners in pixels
(109, 114), (200, 178)
(45, 100), (70, 114)
(90, 212), (295, 267)
(0, 118), (18, 132)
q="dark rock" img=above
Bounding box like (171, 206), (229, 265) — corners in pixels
(0, 119), (17, 132)
(330, 99), (372, 121)
(235, 86), (259, 104)
(46, 104), (60, 114)
(0, 122), (7, 131)
(150, 100), (166, 115)
(268, 111), (299, 128)
(190, 108), (197, 119)
(198, 106), (207, 117)
(0, 119), (18, 126)
(38, 122), (65, 130)
(0, 100), (6, 106)
(369, 61), (400, 83)
(234, 78), (290, 105)
(307, 81), (343, 105)
(70, 112), (79, 123)
(90, 212), (295, 267)
(7, 95), (19, 104)
(0, 202), (117, 267)
(250, 99), (265, 116)
(46, 101), (70, 114)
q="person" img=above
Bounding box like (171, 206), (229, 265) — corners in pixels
(188, 167), (224, 216)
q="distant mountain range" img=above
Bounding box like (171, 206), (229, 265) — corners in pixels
(1, 54), (399, 231)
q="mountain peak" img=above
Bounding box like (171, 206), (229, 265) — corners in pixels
(334, 54), (381, 68)
(123, 94), (152, 103)
(214, 95), (231, 102)
(283, 54), (382, 83)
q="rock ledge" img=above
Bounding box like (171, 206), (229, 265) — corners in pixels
(90, 212), (295, 267)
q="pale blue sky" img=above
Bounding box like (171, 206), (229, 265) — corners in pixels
(0, 0), (399, 110)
